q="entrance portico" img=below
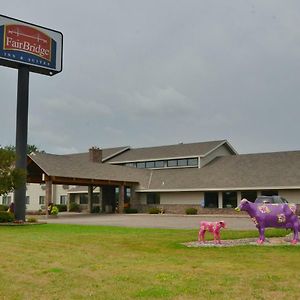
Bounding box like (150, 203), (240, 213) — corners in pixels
(26, 148), (143, 215)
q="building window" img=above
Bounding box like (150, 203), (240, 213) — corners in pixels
(60, 195), (67, 205)
(241, 191), (257, 203)
(125, 162), (136, 168)
(2, 195), (11, 205)
(136, 162), (146, 169)
(146, 193), (160, 204)
(79, 194), (88, 204)
(188, 158), (198, 166)
(167, 160), (177, 167)
(177, 159), (188, 167)
(39, 196), (45, 205)
(154, 161), (164, 168)
(26, 196), (30, 205)
(92, 194), (100, 204)
(204, 192), (218, 208)
(222, 191), (237, 208)
(145, 161), (155, 168)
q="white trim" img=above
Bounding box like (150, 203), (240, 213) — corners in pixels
(147, 170), (153, 189)
(202, 140), (238, 157)
(108, 155), (200, 164)
(136, 186), (300, 193)
(102, 146), (131, 162)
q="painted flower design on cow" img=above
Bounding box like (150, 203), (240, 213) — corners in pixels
(277, 214), (286, 223)
(258, 205), (271, 214)
(251, 217), (258, 225)
(288, 204), (296, 215)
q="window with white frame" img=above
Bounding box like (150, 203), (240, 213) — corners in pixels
(60, 195), (67, 205)
(39, 196), (45, 205)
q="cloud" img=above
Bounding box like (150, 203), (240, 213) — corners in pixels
(1, 1), (300, 154)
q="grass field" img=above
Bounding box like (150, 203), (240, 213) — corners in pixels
(0, 224), (299, 300)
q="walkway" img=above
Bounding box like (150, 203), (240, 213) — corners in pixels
(41, 213), (255, 230)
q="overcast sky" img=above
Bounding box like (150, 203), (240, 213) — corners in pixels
(1, 1), (300, 154)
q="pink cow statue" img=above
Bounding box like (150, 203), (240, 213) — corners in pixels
(198, 221), (226, 244)
(235, 198), (300, 244)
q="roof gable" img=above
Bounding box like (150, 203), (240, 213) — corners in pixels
(106, 140), (236, 163)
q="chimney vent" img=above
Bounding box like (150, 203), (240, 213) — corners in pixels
(89, 147), (102, 163)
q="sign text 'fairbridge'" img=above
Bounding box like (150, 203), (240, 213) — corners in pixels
(0, 14), (63, 75)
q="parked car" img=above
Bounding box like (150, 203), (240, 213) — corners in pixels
(254, 195), (288, 204)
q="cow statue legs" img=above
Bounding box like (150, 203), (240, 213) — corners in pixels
(257, 226), (265, 244)
(291, 223), (299, 245)
(198, 221), (226, 244)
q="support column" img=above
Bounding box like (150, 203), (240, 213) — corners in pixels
(237, 191), (242, 206)
(14, 65), (30, 221)
(118, 185), (125, 213)
(88, 185), (93, 213)
(130, 186), (139, 209)
(218, 191), (223, 209)
(45, 179), (52, 217)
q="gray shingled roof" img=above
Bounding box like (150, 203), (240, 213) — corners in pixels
(28, 152), (151, 188)
(28, 146), (300, 192)
(141, 151), (300, 191)
(106, 140), (235, 163)
(61, 146), (129, 162)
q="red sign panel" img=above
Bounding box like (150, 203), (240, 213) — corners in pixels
(0, 14), (63, 76)
(4, 24), (52, 61)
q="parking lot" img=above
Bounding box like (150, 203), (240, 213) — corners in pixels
(42, 213), (255, 230)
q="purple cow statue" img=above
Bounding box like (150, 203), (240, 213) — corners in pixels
(235, 198), (299, 244)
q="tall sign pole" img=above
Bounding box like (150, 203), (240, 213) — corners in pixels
(0, 14), (63, 221)
(14, 65), (30, 221)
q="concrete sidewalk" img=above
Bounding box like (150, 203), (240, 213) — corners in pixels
(40, 213), (255, 230)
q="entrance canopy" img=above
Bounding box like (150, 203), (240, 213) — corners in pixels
(27, 152), (151, 187)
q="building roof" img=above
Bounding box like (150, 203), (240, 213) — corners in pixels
(140, 151), (300, 191)
(27, 142), (300, 192)
(28, 152), (151, 188)
(106, 140), (236, 163)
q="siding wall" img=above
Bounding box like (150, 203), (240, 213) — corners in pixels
(0, 183), (69, 211)
(160, 192), (204, 205)
(138, 189), (300, 214)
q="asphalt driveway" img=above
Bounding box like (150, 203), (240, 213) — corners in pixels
(41, 213), (255, 230)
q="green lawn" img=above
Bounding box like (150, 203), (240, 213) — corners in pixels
(0, 224), (299, 300)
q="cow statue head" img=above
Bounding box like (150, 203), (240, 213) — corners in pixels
(218, 220), (226, 229)
(235, 198), (250, 212)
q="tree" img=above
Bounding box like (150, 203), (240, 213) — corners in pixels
(3, 144), (44, 154)
(0, 148), (26, 196)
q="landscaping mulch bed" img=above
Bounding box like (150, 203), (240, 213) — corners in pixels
(183, 235), (300, 247)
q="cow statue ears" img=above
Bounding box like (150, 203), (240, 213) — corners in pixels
(198, 220), (226, 244)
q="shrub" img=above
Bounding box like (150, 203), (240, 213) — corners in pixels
(185, 207), (198, 215)
(0, 211), (15, 223)
(50, 206), (59, 215)
(26, 217), (38, 223)
(0, 205), (9, 211)
(56, 204), (67, 212)
(148, 207), (161, 214)
(69, 202), (81, 212)
(91, 206), (101, 213)
(124, 207), (138, 214)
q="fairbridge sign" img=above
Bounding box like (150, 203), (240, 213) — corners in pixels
(0, 14), (62, 75)
(0, 14), (63, 221)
